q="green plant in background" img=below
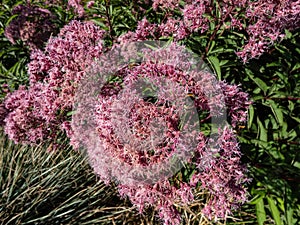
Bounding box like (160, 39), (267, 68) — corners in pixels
(0, 1), (30, 98)
(240, 30), (300, 225)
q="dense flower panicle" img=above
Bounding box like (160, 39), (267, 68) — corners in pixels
(183, 0), (210, 34)
(121, 0), (300, 62)
(0, 102), (8, 126)
(220, 82), (252, 127)
(135, 18), (158, 40)
(4, 4), (57, 49)
(152, 0), (181, 10)
(74, 43), (251, 224)
(118, 180), (183, 225)
(237, 0), (300, 62)
(1, 1), (255, 222)
(159, 18), (190, 40)
(200, 127), (249, 219)
(28, 20), (105, 110)
(2, 20), (106, 144)
(67, 0), (85, 17)
(3, 84), (59, 144)
(118, 18), (159, 43)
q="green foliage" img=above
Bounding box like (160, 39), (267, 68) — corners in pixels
(203, 24), (300, 224)
(184, 4), (300, 221)
(0, 0), (30, 98)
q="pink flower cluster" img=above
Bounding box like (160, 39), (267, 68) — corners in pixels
(220, 82), (251, 127)
(193, 127), (249, 219)
(115, 127), (249, 224)
(0, 102), (8, 127)
(237, 0), (300, 62)
(4, 4), (57, 49)
(124, 0), (300, 62)
(2, 20), (106, 144)
(119, 1), (247, 43)
(152, 0), (181, 11)
(70, 42), (251, 224)
(3, 84), (57, 143)
(67, 0), (85, 17)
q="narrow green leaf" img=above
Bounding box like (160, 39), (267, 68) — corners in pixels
(249, 193), (265, 205)
(291, 62), (300, 72)
(256, 198), (266, 225)
(208, 56), (221, 80)
(248, 104), (254, 129)
(257, 117), (268, 143)
(267, 100), (284, 125)
(252, 77), (268, 94)
(267, 196), (282, 225)
(286, 204), (294, 225)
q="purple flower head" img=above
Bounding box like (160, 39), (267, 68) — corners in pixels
(2, 20), (106, 145)
(183, 0), (210, 34)
(152, 0), (180, 11)
(4, 4), (57, 49)
(0, 102), (8, 126)
(3, 84), (58, 144)
(237, 0), (300, 62)
(68, 0), (85, 17)
(72, 41), (250, 224)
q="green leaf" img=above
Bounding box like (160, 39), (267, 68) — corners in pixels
(207, 56), (221, 80)
(286, 203), (295, 225)
(256, 198), (266, 225)
(291, 62), (300, 72)
(257, 117), (268, 143)
(267, 100), (284, 125)
(284, 29), (293, 39)
(267, 196), (282, 225)
(250, 193), (265, 205)
(248, 104), (254, 129)
(251, 77), (268, 95)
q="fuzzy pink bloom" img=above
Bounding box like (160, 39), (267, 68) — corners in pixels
(195, 127), (250, 220)
(183, 0), (210, 34)
(73, 43), (250, 224)
(4, 4), (57, 49)
(152, 0), (180, 10)
(68, 0), (85, 17)
(3, 20), (106, 145)
(159, 18), (190, 40)
(220, 82), (252, 127)
(0, 102), (8, 126)
(3, 84), (58, 144)
(237, 0), (300, 62)
(118, 18), (159, 43)
(28, 20), (105, 110)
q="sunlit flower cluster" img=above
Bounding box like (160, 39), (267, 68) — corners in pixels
(3, 20), (106, 144)
(69, 42), (251, 224)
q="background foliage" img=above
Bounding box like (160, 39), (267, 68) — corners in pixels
(0, 0), (299, 224)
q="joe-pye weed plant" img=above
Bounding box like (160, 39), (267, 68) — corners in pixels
(0, 0), (300, 224)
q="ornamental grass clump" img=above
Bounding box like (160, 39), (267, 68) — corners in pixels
(0, 130), (146, 225)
